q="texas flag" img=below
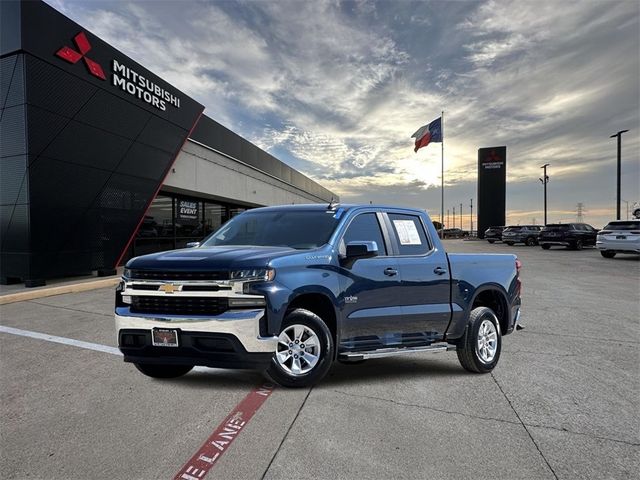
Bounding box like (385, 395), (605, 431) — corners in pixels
(411, 117), (442, 152)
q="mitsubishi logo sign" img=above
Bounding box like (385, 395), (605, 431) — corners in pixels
(54, 31), (181, 111)
(56, 32), (106, 80)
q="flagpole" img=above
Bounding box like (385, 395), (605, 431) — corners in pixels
(441, 110), (444, 236)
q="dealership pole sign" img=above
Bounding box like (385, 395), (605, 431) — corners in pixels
(56, 31), (181, 112)
(477, 146), (507, 239)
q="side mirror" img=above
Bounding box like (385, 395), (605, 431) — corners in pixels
(185, 242), (201, 248)
(342, 241), (378, 266)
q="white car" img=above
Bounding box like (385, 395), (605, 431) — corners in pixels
(596, 220), (640, 258)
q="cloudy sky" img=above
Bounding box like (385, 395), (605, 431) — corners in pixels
(47, 0), (639, 228)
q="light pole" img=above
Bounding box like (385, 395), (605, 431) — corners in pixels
(460, 203), (463, 231)
(453, 207), (456, 229)
(470, 198), (473, 234)
(539, 164), (550, 225)
(610, 130), (629, 220)
(447, 209), (450, 227)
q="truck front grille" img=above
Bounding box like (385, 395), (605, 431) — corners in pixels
(130, 296), (229, 316)
(129, 270), (229, 281)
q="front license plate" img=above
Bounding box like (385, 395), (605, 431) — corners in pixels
(152, 328), (179, 347)
(616, 235), (627, 239)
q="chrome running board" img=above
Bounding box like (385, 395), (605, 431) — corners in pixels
(339, 343), (456, 361)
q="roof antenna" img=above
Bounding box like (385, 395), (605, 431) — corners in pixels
(327, 196), (340, 211)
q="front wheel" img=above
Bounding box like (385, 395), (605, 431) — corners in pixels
(265, 308), (334, 388)
(134, 363), (193, 378)
(572, 239), (583, 250)
(525, 237), (536, 246)
(456, 307), (502, 373)
(601, 250), (616, 258)
(505, 242), (514, 246)
(541, 244), (551, 250)
(487, 239), (495, 244)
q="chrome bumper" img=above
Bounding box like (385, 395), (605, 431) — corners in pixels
(115, 308), (278, 353)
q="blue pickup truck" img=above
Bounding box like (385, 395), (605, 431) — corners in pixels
(115, 204), (522, 387)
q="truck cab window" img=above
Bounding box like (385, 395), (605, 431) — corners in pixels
(388, 213), (431, 255)
(341, 213), (387, 256)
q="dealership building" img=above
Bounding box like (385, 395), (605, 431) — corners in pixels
(0, 0), (336, 287)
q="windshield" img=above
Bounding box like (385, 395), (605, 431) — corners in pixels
(603, 221), (640, 231)
(201, 210), (341, 249)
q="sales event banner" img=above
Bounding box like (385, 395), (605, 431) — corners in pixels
(177, 198), (199, 222)
(477, 146), (506, 239)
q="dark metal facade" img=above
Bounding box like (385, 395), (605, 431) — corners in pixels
(1, 0), (203, 284)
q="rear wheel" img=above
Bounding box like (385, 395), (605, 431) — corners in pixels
(487, 239), (495, 244)
(572, 239), (583, 250)
(456, 307), (502, 373)
(134, 363), (193, 379)
(541, 244), (551, 250)
(265, 308), (333, 388)
(525, 237), (536, 246)
(505, 242), (514, 246)
(601, 250), (616, 258)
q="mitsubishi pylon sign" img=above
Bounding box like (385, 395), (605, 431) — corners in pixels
(477, 146), (507, 239)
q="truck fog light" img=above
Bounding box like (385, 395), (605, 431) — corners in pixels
(228, 297), (266, 307)
(122, 295), (132, 304)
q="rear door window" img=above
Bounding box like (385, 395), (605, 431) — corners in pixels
(388, 213), (431, 255)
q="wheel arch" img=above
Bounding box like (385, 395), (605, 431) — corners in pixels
(285, 292), (338, 359)
(469, 285), (510, 335)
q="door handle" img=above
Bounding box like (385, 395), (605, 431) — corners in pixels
(433, 266), (447, 275)
(384, 267), (398, 276)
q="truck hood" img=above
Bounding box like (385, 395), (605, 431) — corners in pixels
(126, 246), (301, 271)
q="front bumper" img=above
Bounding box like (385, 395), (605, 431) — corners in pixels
(115, 308), (278, 369)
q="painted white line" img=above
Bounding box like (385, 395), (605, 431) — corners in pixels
(0, 325), (212, 373)
(0, 325), (122, 356)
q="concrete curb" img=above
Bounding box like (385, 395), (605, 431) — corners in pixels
(0, 277), (120, 305)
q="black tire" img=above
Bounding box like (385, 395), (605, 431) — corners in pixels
(134, 363), (193, 379)
(505, 242), (514, 246)
(264, 308), (334, 388)
(541, 244), (551, 250)
(570, 239), (583, 250)
(601, 250), (616, 258)
(487, 239), (495, 244)
(456, 306), (502, 374)
(525, 237), (536, 246)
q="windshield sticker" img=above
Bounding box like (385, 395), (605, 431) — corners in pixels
(393, 220), (422, 245)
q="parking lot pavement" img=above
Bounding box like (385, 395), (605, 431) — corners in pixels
(1, 240), (638, 479)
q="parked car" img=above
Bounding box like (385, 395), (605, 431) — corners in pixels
(538, 223), (598, 250)
(501, 225), (543, 246)
(116, 204), (522, 387)
(596, 220), (640, 258)
(442, 228), (469, 239)
(484, 226), (505, 243)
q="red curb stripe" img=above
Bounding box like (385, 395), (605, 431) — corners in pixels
(174, 383), (275, 480)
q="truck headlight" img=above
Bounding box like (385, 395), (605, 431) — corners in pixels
(230, 268), (275, 282)
(123, 268), (132, 279)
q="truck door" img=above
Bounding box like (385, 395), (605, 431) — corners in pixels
(337, 212), (404, 348)
(385, 212), (451, 338)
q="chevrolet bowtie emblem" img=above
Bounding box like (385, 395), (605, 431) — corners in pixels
(158, 283), (180, 294)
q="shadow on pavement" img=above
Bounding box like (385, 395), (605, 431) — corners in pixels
(321, 356), (467, 387)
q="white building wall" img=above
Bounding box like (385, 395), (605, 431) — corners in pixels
(162, 140), (332, 206)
